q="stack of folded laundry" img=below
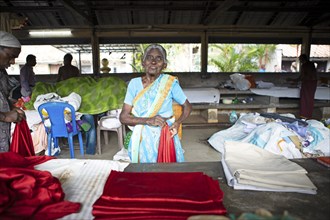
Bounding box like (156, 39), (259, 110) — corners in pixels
(222, 141), (317, 194)
(92, 171), (227, 220)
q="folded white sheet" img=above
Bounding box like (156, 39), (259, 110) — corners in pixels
(222, 141), (317, 194)
(35, 159), (129, 220)
(183, 87), (220, 103)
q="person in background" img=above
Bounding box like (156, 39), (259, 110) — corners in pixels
(80, 113), (96, 155)
(56, 58), (95, 155)
(57, 53), (80, 82)
(0, 31), (26, 152)
(120, 44), (192, 163)
(20, 54), (36, 102)
(259, 64), (266, 72)
(287, 54), (318, 119)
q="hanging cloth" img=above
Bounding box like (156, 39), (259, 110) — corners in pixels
(157, 124), (176, 163)
(10, 119), (35, 156)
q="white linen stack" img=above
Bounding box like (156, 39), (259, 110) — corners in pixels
(222, 141), (317, 194)
(35, 159), (129, 220)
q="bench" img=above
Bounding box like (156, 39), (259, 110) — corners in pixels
(183, 87), (330, 124)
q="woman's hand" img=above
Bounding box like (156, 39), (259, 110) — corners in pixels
(146, 115), (168, 127)
(15, 108), (26, 122)
(2, 109), (25, 123)
(169, 121), (180, 137)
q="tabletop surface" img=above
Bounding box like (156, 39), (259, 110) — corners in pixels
(125, 159), (330, 220)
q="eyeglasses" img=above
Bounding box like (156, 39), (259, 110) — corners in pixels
(145, 55), (164, 63)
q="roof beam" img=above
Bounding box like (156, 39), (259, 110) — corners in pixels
(229, 6), (330, 13)
(0, 6), (64, 12)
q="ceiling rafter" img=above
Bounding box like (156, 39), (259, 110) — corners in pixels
(202, 0), (239, 25)
(59, 0), (94, 25)
(0, 0), (329, 31)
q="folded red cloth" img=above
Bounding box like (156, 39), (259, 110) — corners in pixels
(92, 171), (226, 220)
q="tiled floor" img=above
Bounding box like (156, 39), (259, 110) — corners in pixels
(56, 126), (226, 162)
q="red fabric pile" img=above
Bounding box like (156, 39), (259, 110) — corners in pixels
(92, 171), (227, 220)
(0, 152), (81, 219)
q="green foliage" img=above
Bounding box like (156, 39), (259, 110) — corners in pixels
(246, 44), (277, 67)
(130, 44), (148, 73)
(210, 44), (258, 72)
(209, 44), (277, 72)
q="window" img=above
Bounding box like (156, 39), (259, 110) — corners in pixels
(207, 43), (304, 73)
(99, 43), (201, 73)
(6, 45), (92, 75)
(6, 42), (329, 75)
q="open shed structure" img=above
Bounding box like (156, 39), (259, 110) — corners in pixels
(1, 0), (330, 73)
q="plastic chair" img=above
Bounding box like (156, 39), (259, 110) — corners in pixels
(38, 102), (84, 158)
(97, 109), (125, 155)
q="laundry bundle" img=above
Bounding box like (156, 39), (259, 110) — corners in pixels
(92, 171), (227, 220)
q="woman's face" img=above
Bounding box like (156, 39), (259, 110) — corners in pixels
(142, 48), (167, 76)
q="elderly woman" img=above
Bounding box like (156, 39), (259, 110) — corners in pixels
(120, 44), (192, 163)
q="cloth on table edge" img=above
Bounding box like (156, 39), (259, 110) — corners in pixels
(92, 171), (227, 220)
(0, 152), (81, 219)
(0, 151), (54, 168)
(221, 141), (317, 194)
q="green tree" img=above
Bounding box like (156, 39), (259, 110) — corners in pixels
(246, 44), (277, 68)
(131, 44), (149, 73)
(209, 44), (277, 72)
(209, 44), (258, 72)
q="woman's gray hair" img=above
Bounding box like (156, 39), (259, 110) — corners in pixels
(142, 44), (168, 64)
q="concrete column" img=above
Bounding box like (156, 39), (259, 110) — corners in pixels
(91, 30), (100, 75)
(301, 31), (312, 58)
(201, 32), (209, 78)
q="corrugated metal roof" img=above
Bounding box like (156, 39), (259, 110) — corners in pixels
(1, 0), (329, 30)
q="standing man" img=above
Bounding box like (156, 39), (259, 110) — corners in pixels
(57, 53), (80, 82)
(20, 54), (36, 101)
(287, 54), (318, 119)
(0, 31), (25, 152)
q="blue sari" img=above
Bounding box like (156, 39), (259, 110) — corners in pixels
(124, 74), (187, 163)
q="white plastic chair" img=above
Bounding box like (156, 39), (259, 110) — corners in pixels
(96, 109), (126, 154)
